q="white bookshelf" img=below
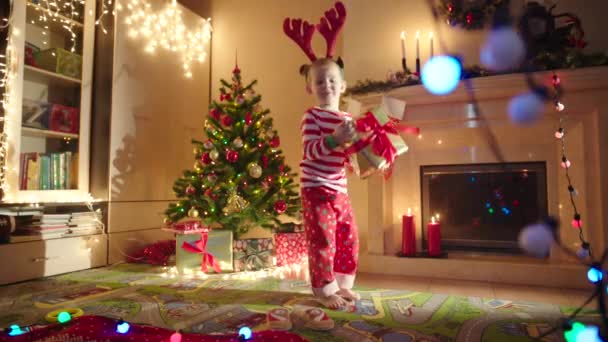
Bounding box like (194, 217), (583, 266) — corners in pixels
(6, 0), (95, 203)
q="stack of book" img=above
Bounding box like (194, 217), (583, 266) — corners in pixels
(0, 206), (44, 243)
(68, 211), (102, 235)
(16, 213), (71, 240)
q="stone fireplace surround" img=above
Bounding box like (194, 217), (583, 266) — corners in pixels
(348, 66), (608, 289)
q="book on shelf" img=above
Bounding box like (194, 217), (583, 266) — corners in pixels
(19, 152), (77, 190)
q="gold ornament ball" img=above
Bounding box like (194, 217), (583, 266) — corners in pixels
(163, 217), (171, 225)
(193, 148), (200, 155)
(203, 141), (214, 149)
(233, 137), (244, 149)
(188, 207), (200, 218)
(248, 163), (263, 178)
(209, 149), (219, 160)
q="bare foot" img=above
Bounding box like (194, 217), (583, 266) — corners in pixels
(337, 288), (361, 302)
(320, 294), (348, 310)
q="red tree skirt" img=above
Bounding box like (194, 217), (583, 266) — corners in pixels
(1, 315), (308, 342)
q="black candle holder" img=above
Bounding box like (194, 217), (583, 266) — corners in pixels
(415, 58), (421, 75)
(401, 58), (407, 72)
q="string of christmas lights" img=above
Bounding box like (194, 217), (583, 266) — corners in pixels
(550, 73), (592, 260)
(424, 0), (604, 339)
(0, 2), (15, 201)
(122, 0), (212, 78)
(27, 0), (82, 53)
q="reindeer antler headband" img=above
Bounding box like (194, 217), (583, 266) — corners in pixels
(283, 1), (347, 65)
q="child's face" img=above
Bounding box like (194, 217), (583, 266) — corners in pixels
(306, 63), (346, 108)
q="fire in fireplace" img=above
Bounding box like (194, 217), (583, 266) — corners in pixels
(420, 162), (548, 254)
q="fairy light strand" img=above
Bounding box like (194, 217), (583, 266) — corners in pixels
(122, 0), (212, 78)
(0, 2), (15, 201)
(552, 73), (591, 258)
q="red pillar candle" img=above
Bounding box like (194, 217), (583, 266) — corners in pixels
(427, 215), (442, 257)
(402, 208), (416, 256)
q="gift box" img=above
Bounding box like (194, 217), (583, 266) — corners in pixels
(21, 98), (50, 130)
(233, 238), (274, 272)
(49, 104), (79, 134)
(34, 48), (82, 79)
(274, 232), (308, 266)
(348, 106), (418, 178)
(25, 42), (40, 67)
(176, 229), (233, 273)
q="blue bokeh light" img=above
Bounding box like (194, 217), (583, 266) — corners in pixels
(421, 55), (462, 95)
(587, 267), (603, 284)
(8, 325), (26, 336)
(238, 326), (252, 340)
(578, 325), (602, 342)
(116, 321), (130, 334)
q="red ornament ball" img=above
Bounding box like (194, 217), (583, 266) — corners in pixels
(221, 115), (234, 127)
(233, 65), (241, 74)
(210, 108), (221, 120)
(262, 155), (269, 168)
(201, 152), (211, 164)
(245, 112), (253, 125)
(466, 12), (473, 25)
(220, 93), (232, 102)
(185, 185), (196, 195)
(226, 149), (239, 163)
(269, 136), (280, 148)
(274, 200), (287, 214)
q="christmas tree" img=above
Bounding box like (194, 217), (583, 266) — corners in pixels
(164, 65), (301, 237)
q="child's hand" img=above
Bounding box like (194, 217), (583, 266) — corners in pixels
(332, 120), (357, 146)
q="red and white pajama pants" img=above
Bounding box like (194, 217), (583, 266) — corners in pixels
(301, 186), (359, 297)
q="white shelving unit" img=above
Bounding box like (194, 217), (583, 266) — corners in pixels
(6, 0), (96, 203)
(0, 0), (105, 284)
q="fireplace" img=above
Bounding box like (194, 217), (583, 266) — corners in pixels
(420, 162), (548, 254)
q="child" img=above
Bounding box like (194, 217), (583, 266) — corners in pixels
(300, 58), (360, 309)
(283, 1), (359, 309)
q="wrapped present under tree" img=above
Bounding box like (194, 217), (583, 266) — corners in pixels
(176, 229), (233, 273)
(275, 231), (307, 267)
(233, 238), (274, 272)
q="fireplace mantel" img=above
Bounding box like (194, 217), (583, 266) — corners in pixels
(348, 66), (608, 289)
(350, 66), (608, 109)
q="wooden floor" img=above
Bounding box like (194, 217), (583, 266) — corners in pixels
(356, 272), (594, 308)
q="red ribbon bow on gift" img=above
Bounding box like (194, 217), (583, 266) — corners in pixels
(181, 231), (222, 273)
(347, 111), (420, 166)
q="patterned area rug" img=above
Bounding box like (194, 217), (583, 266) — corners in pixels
(0, 264), (599, 342)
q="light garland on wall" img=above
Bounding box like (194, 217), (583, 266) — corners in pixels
(0, 4), (16, 202)
(122, 0), (212, 78)
(27, 0), (82, 52)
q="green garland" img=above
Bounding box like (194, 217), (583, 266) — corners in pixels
(345, 53), (608, 97)
(438, 0), (505, 30)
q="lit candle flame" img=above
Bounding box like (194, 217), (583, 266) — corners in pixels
(429, 32), (433, 39)
(435, 213), (440, 221)
(416, 30), (420, 39)
(431, 216), (436, 224)
(407, 208), (412, 216)
(401, 31), (405, 40)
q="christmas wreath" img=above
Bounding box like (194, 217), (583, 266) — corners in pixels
(437, 0), (506, 30)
